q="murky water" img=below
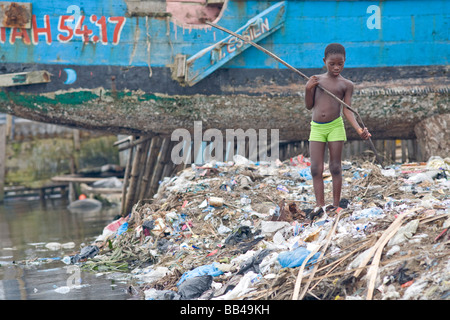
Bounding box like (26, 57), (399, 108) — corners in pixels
(0, 197), (132, 300)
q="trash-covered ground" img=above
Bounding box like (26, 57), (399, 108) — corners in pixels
(66, 154), (449, 300)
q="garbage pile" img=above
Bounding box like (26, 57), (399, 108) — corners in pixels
(68, 154), (450, 300)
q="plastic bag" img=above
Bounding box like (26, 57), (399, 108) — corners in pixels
(70, 245), (99, 263)
(213, 272), (260, 300)
(177, 263), (223, 286)
(426, 156), (450, 171)
(298, 167), (312, 180)
(224, 225), (252, 245)
(388, 219), (420, 247)
(178, 275), (212, 300)
(142, 220), (155, 237)
(117, 222), (128, 236)
(277, 246), (320, 268)
(134, 266), (170, 284)
(261, 221), (291, 237)
(144, 288), (180, 300)
(237, 249), (272, 275)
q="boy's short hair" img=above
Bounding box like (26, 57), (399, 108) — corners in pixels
(324, 43), (346, 58)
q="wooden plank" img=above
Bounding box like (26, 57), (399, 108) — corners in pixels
(52, 175), (123, 184)
(121, 137), (135, 216)
(407, 139), (415, 162)
(184, 1), (286, 85)
(141, 137), (162, 199)
(80, 185), (122, 195)
(0, 70), (51, 87)
(125, 139), (146, 215)
(366, 220), (405, 299)
(401, 140), (408, 163)
(0, 2), (32, 29)
(117, 135), (153, 152)
(4, 184), (67, 199)
(5, 114), (12, 139)
(148, 138), (171, 197)
(134, 139), (151, 202)
(353, 212), (407, 279)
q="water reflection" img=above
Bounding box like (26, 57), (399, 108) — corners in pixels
(0, 198), (132, 300)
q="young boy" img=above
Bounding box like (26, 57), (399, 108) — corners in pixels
(304, 43), (371, 218)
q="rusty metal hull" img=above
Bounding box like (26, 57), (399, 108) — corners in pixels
(1, 63), (448, 141)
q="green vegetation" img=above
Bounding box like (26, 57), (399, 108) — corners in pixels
(5, 135), (119, 188)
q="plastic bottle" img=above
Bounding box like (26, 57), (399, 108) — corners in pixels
(62, 256), (71, 265)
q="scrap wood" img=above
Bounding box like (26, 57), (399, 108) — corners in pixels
(353, 211), (409, 278)
(308, 239), (373, 293)
(292, 212), (342, 300)
(291, 243), (324, 300)
(419, 213), (449, 225)
(298, 212), (342, 300)
(365, 218), (406, 300)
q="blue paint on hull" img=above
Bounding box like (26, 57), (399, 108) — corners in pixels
(0, 0), (447, 73)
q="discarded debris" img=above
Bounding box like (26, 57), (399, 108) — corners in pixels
(62, 154), (449, 300)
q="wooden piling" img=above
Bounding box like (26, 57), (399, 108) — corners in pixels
(6, 114), (13, 139)
(408, 139), (419, 162)
(375, 140), (384, 161)
(138, 137), (162, 200)
(401, 139), (408, 163)
(124, 137), (148, 215)
(0, 124), (5, 203)
(134, 139), (151, 201)
(148, 138), (171, 198)
(390, 140), (397, 162)
(121, 136), (135, 216)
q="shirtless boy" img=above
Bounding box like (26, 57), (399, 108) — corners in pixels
(305, 43), (371, 218)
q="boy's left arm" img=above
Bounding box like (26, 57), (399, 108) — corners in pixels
(342, 81), (371, 140)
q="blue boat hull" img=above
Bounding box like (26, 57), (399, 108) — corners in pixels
(0, 0), (448, 141)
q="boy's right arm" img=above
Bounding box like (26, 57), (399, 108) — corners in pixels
(305, 75), (319, 110)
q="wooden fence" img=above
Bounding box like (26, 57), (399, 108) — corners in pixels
(278, 139), (424, 164)
(117, 135), (426, 216)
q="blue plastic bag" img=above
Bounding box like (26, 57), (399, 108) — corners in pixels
(117, 222), (128, 236)
(298, 167), (312, 180)
(177, 262), (224, 286)
(277, 247), (320, 268)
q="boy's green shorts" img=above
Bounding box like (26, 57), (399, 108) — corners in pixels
(309, 116), (347, 142)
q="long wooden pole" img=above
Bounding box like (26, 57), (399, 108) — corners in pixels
(121, 136), (134, 216)
(206, 21), (383, 167)
(366, 221), (404, 300)
(139, 137), (159, 199)
(124, 139), (147, 215)
(148, 138), (171, 198)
